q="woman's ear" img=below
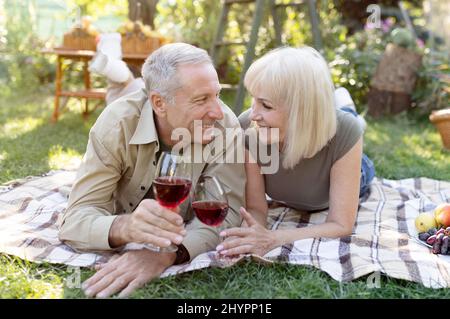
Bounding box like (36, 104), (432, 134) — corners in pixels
(150, 92), (166, 117)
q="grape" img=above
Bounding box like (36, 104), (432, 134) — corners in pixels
(433, 240), (442, 254)
(427, 234), (437, 245)
(437, 233), (445, 243)
(441, 236), (449, 255)
(436, 229), (445, 236)
(419, 232), (430, 241)
(445, 227), (450, 236)
(428, 228), (438, 235)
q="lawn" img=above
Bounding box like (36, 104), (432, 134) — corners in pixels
(0, 89), (449, 299)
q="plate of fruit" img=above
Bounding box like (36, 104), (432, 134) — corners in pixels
(414, 203), (450, 255)
(416, 227), (450, 255)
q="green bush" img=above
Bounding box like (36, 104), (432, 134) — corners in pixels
(0, 0), (447, 115)
(325, 16), (449, 115)
(327, 27), (388, 112)
(391, 27), (415, 48)
(413, 50), (450, 113)
(0, 1), (55, 98)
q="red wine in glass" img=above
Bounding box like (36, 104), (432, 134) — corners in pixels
(192, 175), (229, 228)
(146, 151), (192, 253)
(153, 176), (192, 208)
(192, 175), (230, 264)
(192, 200), (229, 227)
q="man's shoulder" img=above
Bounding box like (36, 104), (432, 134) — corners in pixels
(91, 90), (146, 138)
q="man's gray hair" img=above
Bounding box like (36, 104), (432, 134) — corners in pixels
(141, 43), (213, 104)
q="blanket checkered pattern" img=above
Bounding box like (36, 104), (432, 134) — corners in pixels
(1, 170), (449, 288)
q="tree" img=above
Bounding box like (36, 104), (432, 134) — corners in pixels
(128, 0), (159, 28)
(68, 0), (127, 19)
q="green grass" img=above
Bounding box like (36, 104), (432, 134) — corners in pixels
(0, 91), (449, 299)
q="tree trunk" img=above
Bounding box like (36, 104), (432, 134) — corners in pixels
(128, 0), (159, 29)
(368, 43), (422, 117)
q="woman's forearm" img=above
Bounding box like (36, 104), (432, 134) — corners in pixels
(272, 221), (353, 247)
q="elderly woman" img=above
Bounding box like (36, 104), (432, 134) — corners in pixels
(216, 46), (375, 257)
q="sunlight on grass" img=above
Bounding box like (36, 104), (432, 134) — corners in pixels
(402, 135), (434, 159)
(1, 117), (43, 139)
(48, 145), (82, 171)
(0, 257), (64, 298)
(364, 125), (391, 146)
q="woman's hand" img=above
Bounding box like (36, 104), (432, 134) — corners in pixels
(216, 207), (277, 257)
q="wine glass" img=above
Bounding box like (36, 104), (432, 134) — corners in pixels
(192, 175), (229, 236)
(148, 151), (192, 252)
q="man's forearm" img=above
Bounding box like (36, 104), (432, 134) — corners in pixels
(108, 215), (129, 248)
(247, 208), (268, 228)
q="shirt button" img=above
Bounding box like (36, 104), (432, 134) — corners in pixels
(141, 186), (146, 190)
(129, 203), (133, 207)
(152, 160), (156, 166)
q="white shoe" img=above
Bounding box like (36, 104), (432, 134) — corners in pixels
(334, 87), (367, 131)
(89, 51), (108, 74)
(97, 33), (122, 60)
(89, 51), (130, 83)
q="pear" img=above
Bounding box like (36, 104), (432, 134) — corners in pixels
(81, 16), (92, 30)
(415, 213), (437, 233)
(135, 21), (144, 31)
(86, 25), (98, 36)
(125, 21), (135, 32)
(142, 26), (152, 37)
(117, 25), (126, 34)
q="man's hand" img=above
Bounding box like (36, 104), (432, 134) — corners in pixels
(216, 207), (276, 257)
(82, 249), (176, 298)
(109, 199), (186, 248)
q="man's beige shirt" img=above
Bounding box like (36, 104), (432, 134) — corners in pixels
(58, 88), (246, 261)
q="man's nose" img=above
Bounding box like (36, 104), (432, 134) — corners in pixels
(207, 100), (224, 120)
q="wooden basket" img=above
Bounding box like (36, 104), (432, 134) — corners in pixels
(121, 33), (162, 55)
(62, 28), (97, 51)
(430, 108), (450, 150)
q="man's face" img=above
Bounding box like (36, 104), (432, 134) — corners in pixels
(164, 63), (224, 145)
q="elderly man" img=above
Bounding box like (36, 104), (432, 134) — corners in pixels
(58, 43), (246, 298)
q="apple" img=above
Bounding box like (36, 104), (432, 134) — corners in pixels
(415, 212), (437, 233)
(434, 203), (450, 228)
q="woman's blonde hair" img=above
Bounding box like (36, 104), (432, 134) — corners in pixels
(244, 46), (337, 169)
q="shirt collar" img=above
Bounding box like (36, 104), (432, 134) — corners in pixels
(129, 88), (159, 146)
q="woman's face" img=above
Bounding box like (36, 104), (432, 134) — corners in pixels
(249, 92), (287, 145)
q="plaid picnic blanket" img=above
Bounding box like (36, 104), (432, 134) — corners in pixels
(1, 170), (450, 288)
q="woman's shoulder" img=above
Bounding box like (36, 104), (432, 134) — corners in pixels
(331, 110), (364, 162)
(336, 109), (364, 137)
